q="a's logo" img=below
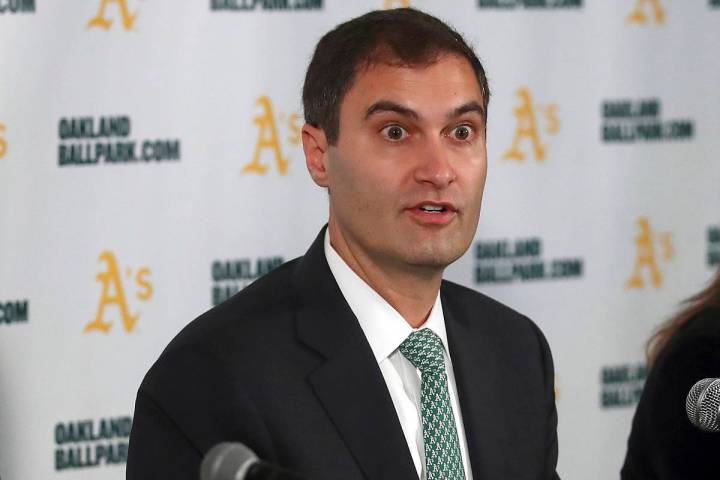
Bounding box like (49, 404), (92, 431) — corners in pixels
(602, 98), (693, 143)
(0, 122), (6, 159)
(55, 416), (131, 470)
(212, 256), (284, 305)
(627, 0), (666, 25)
(88, 0), (138, 31)
(0, 0), (34, 14)
(708, 225), (720, 267)
(600, 362), (646, 408)
(626, 217), (675, 289)
(84, 251), (153, 333)
(384, 0), (410, 8)
(242, 96), (301, 175)
(1, 299), (29, 326)
(474, 237), (583, 284)
(478, 0), (582, 9)
(503, 88), (560, 163)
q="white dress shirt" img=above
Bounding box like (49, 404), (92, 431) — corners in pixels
(324, 231), (473, 480)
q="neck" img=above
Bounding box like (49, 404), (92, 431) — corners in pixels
(328, 221), (443, 329)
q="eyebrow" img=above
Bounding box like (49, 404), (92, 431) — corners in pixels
(364, 99), (485, 121)
(450, 101), (485, 121)
(365, 100), (419, 120)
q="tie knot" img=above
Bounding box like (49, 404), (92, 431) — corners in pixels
(399, 328), (446, 373)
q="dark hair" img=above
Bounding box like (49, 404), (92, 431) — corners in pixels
(647, 268), (720, 366)
(302, 8), (490, 145)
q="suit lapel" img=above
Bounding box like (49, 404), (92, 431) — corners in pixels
(443, 286), (509, 480)
(293, 229), (418, 480)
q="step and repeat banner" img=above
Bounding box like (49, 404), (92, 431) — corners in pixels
(1, 1), (719, 479)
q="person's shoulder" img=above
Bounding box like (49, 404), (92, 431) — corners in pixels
(440, 280), (548, 346)
(659, 306), (720, 367)
(674, 306), (720, 344)
(646, 306), (720, 398)
(141, 257), (305, 388)
(441, 279), (531, 324)
(175, 257), (301, 345)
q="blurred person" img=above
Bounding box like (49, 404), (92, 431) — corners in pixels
(622, 268), (720, 478)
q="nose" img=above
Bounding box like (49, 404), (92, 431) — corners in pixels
(413, 138), (456, 189)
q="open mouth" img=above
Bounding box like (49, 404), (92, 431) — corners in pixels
(419, 204), (448, 213)
(407, 202), (457, 224)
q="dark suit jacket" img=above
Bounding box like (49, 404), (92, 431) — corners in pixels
(127, 228), (559, 479)
(621, 307), (720, 479)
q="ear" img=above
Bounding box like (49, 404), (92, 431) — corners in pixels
(302, 123), (329, 188)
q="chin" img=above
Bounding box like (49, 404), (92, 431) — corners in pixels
(402, 243), (466, 269)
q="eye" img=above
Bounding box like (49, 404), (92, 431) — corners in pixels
(380, 124), (408, 141)
(451, 124), (474, 142)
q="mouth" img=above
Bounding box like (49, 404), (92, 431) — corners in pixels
(406, 201), (458, 225)
(411, 201), (457, 213)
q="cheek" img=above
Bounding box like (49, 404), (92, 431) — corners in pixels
(330, 144), (404, 202)
(329, 156), (386, 215)
(459, 159), (488, 192)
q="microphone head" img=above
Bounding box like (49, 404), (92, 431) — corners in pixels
(686, 378), (720, 432)
(200, 442), (258, 480)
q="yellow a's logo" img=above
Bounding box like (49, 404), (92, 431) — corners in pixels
(627, 0), (666, 25)
(87, 0), (138, 31)
(0, 123), (7, 159)
(503, 88), (560, 163)
(242, 95), (301, 176)
(84, 251), (153, 333)
(384, 0), (410, 8)
(626, 217), (675, 289)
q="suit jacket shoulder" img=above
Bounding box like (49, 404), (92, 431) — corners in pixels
(130, 256), (318, 472)
(441, 279), (554, 378)
(158, 256), (302, 362)
(440, 280), (559, 480)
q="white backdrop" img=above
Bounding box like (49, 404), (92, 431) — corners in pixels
(1, 1), (719, 479)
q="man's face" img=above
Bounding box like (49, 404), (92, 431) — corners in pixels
(322, 54), (488, 271)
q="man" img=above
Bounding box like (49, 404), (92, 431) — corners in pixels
(127, 8), (559, 480)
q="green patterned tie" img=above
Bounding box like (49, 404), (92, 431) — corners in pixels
(399, 328), (466, 480)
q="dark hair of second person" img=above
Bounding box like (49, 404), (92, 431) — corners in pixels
(622, 268), (720, 479)
(647, 270), (720, 366)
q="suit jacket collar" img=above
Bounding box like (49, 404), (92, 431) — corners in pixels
(292, 227), (418, 480)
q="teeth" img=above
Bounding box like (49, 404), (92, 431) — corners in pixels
(421, 205), (444, 212)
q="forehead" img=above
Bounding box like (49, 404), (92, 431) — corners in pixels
(341, 54), (484, 116)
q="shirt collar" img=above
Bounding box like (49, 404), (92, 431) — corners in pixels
(323, 229), (449, 363)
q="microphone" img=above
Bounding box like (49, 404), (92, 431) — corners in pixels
(686, 378), (720, 432)
(200, 442), (306, 480)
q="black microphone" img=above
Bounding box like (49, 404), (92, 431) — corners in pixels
(200, 442), (307, 480)
(686, 378), (720, 432)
